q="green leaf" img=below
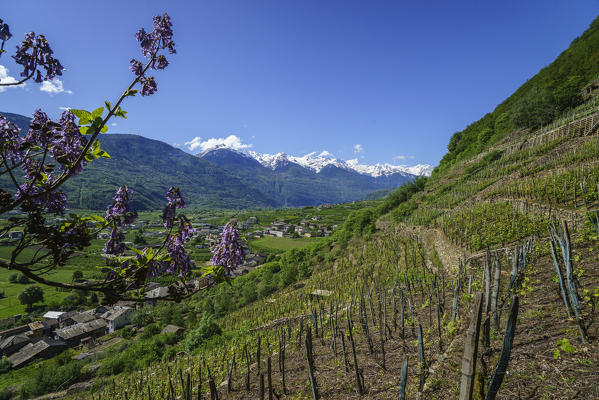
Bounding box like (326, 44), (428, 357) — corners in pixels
(125, 89), (138, 97)
(79, 117), (91, 125)
(84, 153), (95, 162)
(91, 107), (104, 119)
(114, 107), (128, 119)
(79, 126), (90, 135)
(90, 214), (105, 222)
(100, 124), (108, 133)
(69, 109), (91, 119)
(104, 101), (112, 110)
(92, 140), (100, 152)
(98, 150), (111, 159)
(128, 246), (144, 256)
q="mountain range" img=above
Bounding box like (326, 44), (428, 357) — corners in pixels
(1, 112), (431, 210)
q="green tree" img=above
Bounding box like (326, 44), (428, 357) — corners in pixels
(18, 285), (44, 310)
(183, 314), (222, 352)
(131, 309), (155, 327)
(72, 270), (83, 282)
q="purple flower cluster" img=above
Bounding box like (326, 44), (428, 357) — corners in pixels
(0, 114), (22, 163)
(0, 18), (12, 42)
(105, 185), (138, 226)
(2, 108), (90, 215)
(16, 180), (67, 215)
(21, 109), (87, 174)
(149, 189), (195, 277)
(162, 186), (185, 229)
(104, 185), (138, 255)
(2, 108), (88, 215)
(210, 221), (244, 277)
(165, 233), (193, 277)
(130, 13), (175, 96)
(140, 76), (157, 96)
(12, 32), (63, 83)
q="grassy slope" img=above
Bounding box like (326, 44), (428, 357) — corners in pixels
(71, 109), (598, 399)
(249, 236), (321, 251)
(12, 14), (599, 400)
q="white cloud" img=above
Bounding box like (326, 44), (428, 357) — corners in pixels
(40, 78), (72, 94)
(0, 65), (25, 92)
(184, 134), (252, 152)
(111, 122), (117, 126)
(353, 144), (364, 154)
(59, 106), (71, 111)
(393, 155), (414, 160)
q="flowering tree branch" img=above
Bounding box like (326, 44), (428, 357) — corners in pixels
(0, 14), (244, 302)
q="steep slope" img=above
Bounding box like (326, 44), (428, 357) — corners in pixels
(64, 134), (279, 210)
(200, 148), (418, 206)
(37, 14), (599, 400)
(0, 124), (277, 210)
(439, 16), (599, 173)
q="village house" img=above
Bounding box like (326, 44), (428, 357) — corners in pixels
(270, 221), (288, 231)
(161, 324), (185, 338)
(59, 311), (79, 328)
(8, 339), (66, 369)
(145, 286), (170, 306)
(71, 312), (97, 325)
(101, 307), (135, 333)
(0, 324), (29, 340)
(27, 321), (44, 339)
(7, 231), (23, 240)
(54, 319), (107, 347)
(0, 334), (30, 357)
(264, 228), (285, 237)
(43, 311), (66, 328)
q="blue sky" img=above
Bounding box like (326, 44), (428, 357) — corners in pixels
(1, 1), (598, 167)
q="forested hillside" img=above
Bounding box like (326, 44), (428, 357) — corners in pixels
(439, 16), (599, 173)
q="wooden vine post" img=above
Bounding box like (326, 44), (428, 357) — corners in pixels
(459, 292), (483, 400)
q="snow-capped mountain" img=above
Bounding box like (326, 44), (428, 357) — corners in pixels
(198, 146), (431, 207)
(247, 150), (432, 177)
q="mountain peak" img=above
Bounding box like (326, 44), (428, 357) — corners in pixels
(202, 147), (432, 177)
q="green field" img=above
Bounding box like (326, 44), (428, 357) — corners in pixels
(249, 236), (321, 251)
(0, 240), (109, 319)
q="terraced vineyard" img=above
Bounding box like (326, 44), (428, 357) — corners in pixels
(5, 11), (599, 400)
(50, 94), (599, 400)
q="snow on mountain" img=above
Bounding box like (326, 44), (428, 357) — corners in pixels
(199, 144), (432, 178)
(289, 151), (351, 173)
(401, 164), (434, 177)
(247, 151), (294, 170)
(246, 149), (432, 177)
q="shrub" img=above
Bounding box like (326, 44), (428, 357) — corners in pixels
(0, 357), (11, 374)
(183, 314), (222, 352)
(140, 323), (161, 340)
(131, 308), (155, 327)
(9, 273), (31, 284)
(120, 327), (134, 339)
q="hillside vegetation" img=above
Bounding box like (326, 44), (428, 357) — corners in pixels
(6, 14), (599, 400)
(439, 16), (599, 173)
